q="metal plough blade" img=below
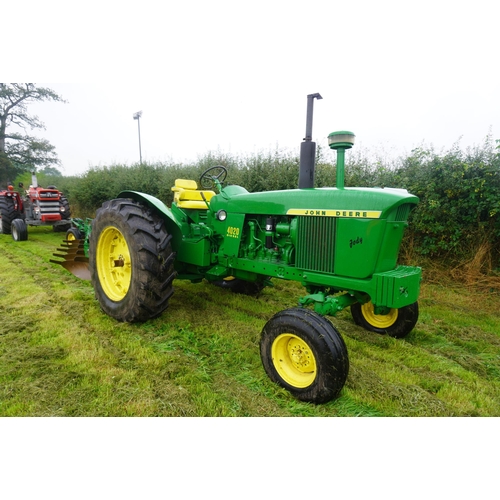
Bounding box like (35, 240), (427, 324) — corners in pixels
(50, 239), (91, 280)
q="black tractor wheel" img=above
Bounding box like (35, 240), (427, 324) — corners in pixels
(66, 227), (83, 242)
(11, 219), (28, 241)
(89, 198), (176, 322)
(0, 196), (22, 235)
(350, 301), (419, 338)
(65, 227), (83, 248)
(211, 276), (266, 295)
(260, 307), (349, 404)
(60, 195), (71, 220)
(53, 222), (71, 232)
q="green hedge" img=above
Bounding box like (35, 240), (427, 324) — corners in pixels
(27, 138), (500, 268)
(393, 140), (500, 263)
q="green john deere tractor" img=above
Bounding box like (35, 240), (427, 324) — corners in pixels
(52, 95), (421, 404)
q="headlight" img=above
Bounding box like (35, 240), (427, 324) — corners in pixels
(216, 210), (227, 221)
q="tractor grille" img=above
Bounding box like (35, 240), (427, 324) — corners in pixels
(37, 200), (62, 221)
(38, 200), (61, 215)
(395, 203), (412, 221)
(295, 216), (336, 273)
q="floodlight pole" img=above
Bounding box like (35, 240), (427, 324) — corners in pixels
(133, 111), (143, 164)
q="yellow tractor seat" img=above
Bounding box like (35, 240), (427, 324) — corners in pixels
(172, 179), (215, 209)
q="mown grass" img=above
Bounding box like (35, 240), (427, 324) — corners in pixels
(1, 226), (499, 416)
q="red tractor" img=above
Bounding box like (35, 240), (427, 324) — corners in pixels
(0, 172), (71, 241)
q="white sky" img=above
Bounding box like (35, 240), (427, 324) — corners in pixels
(5, 0), (499, 177)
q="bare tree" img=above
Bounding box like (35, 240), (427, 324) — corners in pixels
(0, 83), (66, 184)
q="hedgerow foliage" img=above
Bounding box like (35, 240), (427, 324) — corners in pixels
(31, 138), (500, 268)
(393, 139), (500, 264)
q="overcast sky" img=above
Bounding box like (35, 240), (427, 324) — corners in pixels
(6, 0), (499, 177)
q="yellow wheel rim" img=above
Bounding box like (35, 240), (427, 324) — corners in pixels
(96, 226), (132, 301)
(361, 302), (398, 328)
(272, 333), (317, 388)
(67, 232), (77, 246)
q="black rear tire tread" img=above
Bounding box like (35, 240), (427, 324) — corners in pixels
(0, 196), (23, 235)
(89, 198), (176, 322)
(60, 195), (71, 220)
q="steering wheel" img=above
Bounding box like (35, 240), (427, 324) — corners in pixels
(200, 166), (228, 190)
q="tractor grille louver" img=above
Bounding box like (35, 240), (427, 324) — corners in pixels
(395, 203), (411, 221)
(38, 200), (60, 214)
(296, 216), (336, 273)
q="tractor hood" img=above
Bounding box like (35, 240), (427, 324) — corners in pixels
(211, 186), (418, 219)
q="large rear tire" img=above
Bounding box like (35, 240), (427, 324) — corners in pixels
(89, 198), (176, 322)
(260, 308), (349, 404)
(350, 301), (419, 338)
(59, 195), (71, 220)
(0, 196), (22, 235)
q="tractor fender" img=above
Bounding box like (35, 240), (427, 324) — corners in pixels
(118, 190), (182, 235)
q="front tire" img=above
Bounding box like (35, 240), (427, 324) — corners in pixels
(11, 218), (28, 241)
(260, 308), (349, 404)
(66, 227), (83, 244)
(350, 301), (419, 338)
(89, 198), (176, 322)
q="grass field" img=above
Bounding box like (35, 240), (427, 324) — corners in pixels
(1, 226), (499, 417)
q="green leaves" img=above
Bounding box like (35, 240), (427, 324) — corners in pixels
(399, 140), (500, 261)
(0, 83), (66, 184)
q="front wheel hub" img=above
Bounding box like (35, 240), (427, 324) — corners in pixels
(272, 333), (317, 388)
(361, 302), (398, 328)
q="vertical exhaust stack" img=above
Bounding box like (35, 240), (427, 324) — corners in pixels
(298, 93), (322, 189)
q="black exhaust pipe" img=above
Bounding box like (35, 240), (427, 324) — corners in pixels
(298, 93), (322, 188)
